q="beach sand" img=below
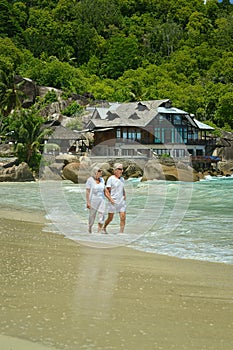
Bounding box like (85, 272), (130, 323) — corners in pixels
(0, 214), (233, 350)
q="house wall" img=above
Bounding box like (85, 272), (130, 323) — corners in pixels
(94, 130), (116, 146)
(92, 116), (214, 158)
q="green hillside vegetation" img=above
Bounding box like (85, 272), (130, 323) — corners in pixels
(0, 0), (233, 170)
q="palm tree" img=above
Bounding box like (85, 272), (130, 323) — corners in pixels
(5, 107), (52, 171)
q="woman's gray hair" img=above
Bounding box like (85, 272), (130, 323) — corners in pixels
(90, 165), (102, 177)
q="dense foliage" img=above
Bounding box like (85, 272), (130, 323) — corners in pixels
(0, 0), (233, 134)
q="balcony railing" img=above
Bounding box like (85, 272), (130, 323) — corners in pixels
(191, 156), (221, 163)
(115, 138), (216, 146)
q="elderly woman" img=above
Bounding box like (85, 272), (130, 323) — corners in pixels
(85, 166), (105, 233)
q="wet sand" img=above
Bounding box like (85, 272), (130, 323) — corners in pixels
(1, 214), (233, 350)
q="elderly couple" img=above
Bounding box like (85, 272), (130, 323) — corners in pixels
(85, 163), (126, 234)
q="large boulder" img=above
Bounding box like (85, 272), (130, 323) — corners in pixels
(162, 164), (198, 182)
(216, 131), (233, 161)
(217, 161), (233, 176)
(62, 162), (80, 183)
(39, 154), (81, 181)
(0, 162), (35, 182)
(39, 163), (63, 180)
(55, 154), (79, 164)
(0, 144), (14, 156)
(14, 76), (38, 108)
(142, 158), (164, 180)
(142, 158), (198, 182)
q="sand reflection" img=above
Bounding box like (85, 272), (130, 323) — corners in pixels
(73, 250), (118, 319)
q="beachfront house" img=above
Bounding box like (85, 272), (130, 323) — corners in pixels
(85, 99), (217, 165)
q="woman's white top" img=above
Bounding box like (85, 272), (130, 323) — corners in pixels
(86, 177), (105, 210)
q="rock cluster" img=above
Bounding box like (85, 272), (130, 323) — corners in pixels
(0, 161), (35, 182)
(217, 161), (233, 176)
(2, 153), (233, 183)
(40, 155), (198, 183)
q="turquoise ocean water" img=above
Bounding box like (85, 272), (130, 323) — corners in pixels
(1, 175), (233, 264)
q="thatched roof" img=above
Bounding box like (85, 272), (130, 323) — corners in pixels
(46, 125), (86, 140)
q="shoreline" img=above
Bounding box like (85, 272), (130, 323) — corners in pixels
(1, 215), (233, 350)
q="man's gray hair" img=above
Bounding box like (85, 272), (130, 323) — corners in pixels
(113, 163), (123, 170)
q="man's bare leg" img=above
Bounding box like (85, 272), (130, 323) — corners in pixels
(102, 213), (114, 233)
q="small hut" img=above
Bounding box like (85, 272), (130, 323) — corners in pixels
(43, 121), (88, 154)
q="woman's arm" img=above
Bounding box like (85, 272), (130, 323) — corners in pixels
(86, 188), (91, 209)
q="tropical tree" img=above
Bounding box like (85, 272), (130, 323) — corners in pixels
(4, 107), (51, 171)
(214, 91), (233, 129)
(0, 0), (19, 37)
(0, 37), (23, 70)
(0, 38), (24, 118)
(146, 19), (183, 58)
(0, 69), (24, 117)
(100, 34), (141, 79)
(21, 56), (89, 93)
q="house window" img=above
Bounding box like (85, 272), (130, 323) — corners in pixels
(193, 130), (198, 140)
(121, 128), (141, 141)
(174, 128), (183, 143)
(128, 128), (136, 140)
(122, 128), (127, 139)
(188, 149), (194, 155)
(154, 128), (162, 143)
(173, 115), (182, 125)
(155, 126), (188, 144)
(183, 128), (188, 143)
(136, 130), (141, 141)
(164, 128), (172, 143)
(174, 127), (188, 143)
(158, 115), (166, 123)
(155, 127), (174, 143)
(116, 128), (121, 138)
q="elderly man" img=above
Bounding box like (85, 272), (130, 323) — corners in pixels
(102, 163), (126, 234)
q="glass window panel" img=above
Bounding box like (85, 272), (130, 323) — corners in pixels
(173, 115), (182, 125)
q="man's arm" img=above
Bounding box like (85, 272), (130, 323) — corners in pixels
(105, 186), (114, 204)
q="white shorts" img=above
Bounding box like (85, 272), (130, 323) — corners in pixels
(108, 200), (126, 213)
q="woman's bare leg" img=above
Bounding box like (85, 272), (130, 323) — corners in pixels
(119, 211), (126, 233)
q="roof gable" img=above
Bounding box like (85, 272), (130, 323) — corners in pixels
(106, 111), (120, 121)
(129, 112), (140, 120)
(136, 102), (149, 111)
